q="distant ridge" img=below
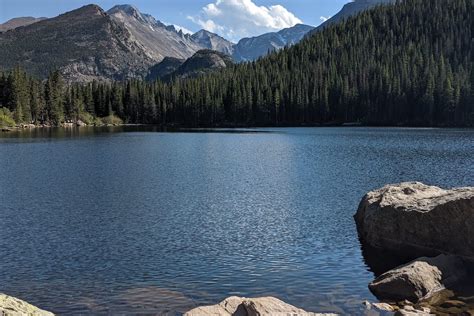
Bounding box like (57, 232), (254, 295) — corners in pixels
(232, 24), (315, 62)
(191, 30), (235, 56)
(0, 17), (47, 32)
(0, 4), (155, 81)
(0, 0), (398, 81)
(311, 0), (396, 34)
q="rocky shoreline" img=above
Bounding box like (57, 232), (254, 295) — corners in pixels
(1, 182), (473, 315)
(356, 182), (474, 315)
(0, 294), (53, 316)
(184, 296), (337, 316)
(1, 120), (121, 131)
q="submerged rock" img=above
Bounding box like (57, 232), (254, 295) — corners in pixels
(369, 255), (467, 302)
(0, 294), (54, 315)
(184, 296), (337, 316)
(354, 182), (474, 260)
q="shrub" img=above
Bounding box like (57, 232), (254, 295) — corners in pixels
(0, 108), (16, 127)
(78, 112), (95, 125)
(101, 114), (123, 126)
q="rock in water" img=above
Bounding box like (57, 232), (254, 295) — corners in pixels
(184, 296), (245, 316)
(354, 182), (474, 260)
(243, 297), (314, 316)
(0, 294), (54, 315)
(369, 255), (467, 302)
(184, 296), (337, 316)
(395, 305), (434, 316)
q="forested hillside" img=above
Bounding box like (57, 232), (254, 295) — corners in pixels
(0, 0), (472, 127)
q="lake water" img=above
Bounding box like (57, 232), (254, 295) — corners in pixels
(0, 127), (473, 315)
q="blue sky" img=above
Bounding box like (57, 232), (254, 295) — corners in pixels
(0, 0), (349, 41)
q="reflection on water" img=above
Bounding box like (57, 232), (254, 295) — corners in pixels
(0, 127), (473, 314)
(0, 126), (270, 141)
(358, 240), (409, 277)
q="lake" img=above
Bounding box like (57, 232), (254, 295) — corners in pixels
(0, 127), (473, 315)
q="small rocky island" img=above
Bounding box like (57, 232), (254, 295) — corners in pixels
(2, 182), (473, 315)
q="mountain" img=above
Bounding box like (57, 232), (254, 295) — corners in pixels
(165, 49), (233, 81)
(0, 4), (237, 81)
(191, 30), (235, 56)
(0, 17), (46, 32)
(108, 5), (235, 59)
(232, 24), (314, 62)
(313, 0), (396, 32)
(107, 5), (203, 61)
(1, 0), (471, 127)
(146, 49), (234, 81)
(110, 0), (471, 126)
(0, 0), (401, 81)
(0, 4), (156, 81)
(146, 57), (185, 81)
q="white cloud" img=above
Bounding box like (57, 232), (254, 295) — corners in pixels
(189, 0), (303, 41)
(173, 24), (194, 35)
(320, 16), (330, 22)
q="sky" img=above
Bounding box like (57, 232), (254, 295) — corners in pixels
(0, 0), (349, 41)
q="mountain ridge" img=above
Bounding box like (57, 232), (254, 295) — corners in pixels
(0, 4), (155, 81)
(0, 0), (396, 81)
(0, 17), (47, 32)
(314, 0), (396, 32)
(1, 0), (471, 127)
(232, 24), (314, 62)
(191, 30), (235, 56)
(107, 4), (205, 61)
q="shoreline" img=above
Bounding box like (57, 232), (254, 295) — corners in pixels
(1, 123), (473, 133)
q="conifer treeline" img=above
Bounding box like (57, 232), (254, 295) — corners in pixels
(0, 0), (472, 127)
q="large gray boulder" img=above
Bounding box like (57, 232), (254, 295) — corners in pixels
(184, 296), (337, 316)
(369, 255), (467, 302)
(355, 182), (474, 260)
(0, 294), (54, 315)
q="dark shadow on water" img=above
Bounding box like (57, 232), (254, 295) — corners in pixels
(358, 239), (412, 277)
(0, 126), (275, 141)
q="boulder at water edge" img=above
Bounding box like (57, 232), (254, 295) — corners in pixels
(184, 296), (337, 316)
(354, 182), (474, 260)
(369, 255), (467, 302)
(0, 294), (54, 316)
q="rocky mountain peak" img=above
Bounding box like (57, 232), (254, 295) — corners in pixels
(192, 29), (212, 39)
(108, 4), (139, 15)
(73, 4), (106, 16)
(52, 4), (107, 22)
(191, 30), (235, 56)
(106, 4), (204, 61)
(107, 4), (157, 25)
(232, 23), (314, 62)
